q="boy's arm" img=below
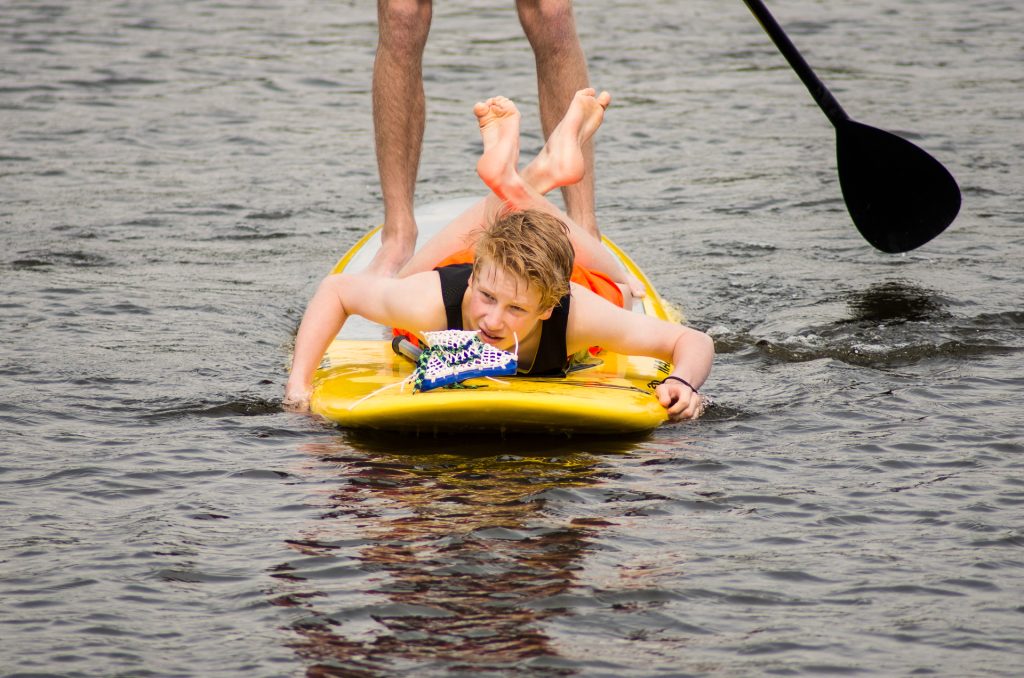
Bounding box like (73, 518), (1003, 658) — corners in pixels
(284, 271), (444, 409)
(567, 286), (714, 421)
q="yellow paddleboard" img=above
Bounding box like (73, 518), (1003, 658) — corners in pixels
(309, 198), (679, 434)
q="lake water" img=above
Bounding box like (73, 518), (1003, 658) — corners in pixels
(2, 0), (1022, 675)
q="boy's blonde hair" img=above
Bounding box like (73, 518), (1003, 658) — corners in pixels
(473, 209), (574, 310)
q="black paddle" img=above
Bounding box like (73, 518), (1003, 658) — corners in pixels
(742, 0), (961, 253)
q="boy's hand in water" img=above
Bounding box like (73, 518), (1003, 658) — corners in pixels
(283, 384), (311, 412)
(656, 379), (705, 421)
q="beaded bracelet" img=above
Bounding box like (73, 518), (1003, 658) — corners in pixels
(660, 375), (698, 393)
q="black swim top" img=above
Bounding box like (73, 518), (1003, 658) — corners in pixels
(436, 263), (570, 376)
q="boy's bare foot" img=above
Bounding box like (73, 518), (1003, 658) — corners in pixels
(523, 88), (611, 195)
(474, 96), (527, 204)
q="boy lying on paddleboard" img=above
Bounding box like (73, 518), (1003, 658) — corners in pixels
(285, 89), (714, 421)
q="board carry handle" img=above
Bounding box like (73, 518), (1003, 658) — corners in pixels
(392, 335), (423, 363)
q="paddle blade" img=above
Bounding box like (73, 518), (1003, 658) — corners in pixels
(836, 119), (961, 253)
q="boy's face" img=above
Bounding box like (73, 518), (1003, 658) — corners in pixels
(466, 262), (554, 351)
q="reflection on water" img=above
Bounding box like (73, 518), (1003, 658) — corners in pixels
(843, 279), (951, 324)
(270, 435), (639, 675)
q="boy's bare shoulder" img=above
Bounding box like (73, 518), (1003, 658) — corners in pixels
(340, 268), (440, 292)
(381, 270), (447, 326)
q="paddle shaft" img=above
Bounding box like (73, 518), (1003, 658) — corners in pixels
(743, 0), (848, 126)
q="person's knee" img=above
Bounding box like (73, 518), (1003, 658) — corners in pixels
(378, 0), (432, 51)
(517, 0), (576, 45)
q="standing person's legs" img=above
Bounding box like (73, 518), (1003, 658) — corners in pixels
(368, 0), (432, 276)
(516, 0), (598, 238)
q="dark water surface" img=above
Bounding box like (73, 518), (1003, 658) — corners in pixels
(3, 1), (1022, 675)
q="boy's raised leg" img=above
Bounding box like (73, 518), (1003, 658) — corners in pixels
(474, 96), (532, 207)
(516, 89), (645, 298)
(405, 91), (642, 299)
(522, 88), (610, 197)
